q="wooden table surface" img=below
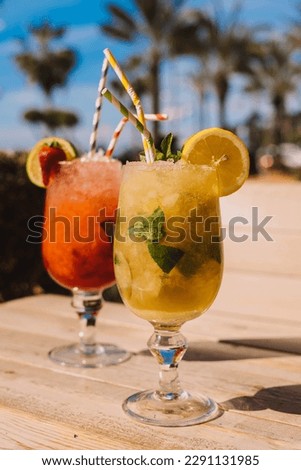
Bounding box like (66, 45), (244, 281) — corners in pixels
(1, 179), (301, 450)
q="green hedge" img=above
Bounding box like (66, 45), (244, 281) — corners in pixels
(0, 152), (66, 301)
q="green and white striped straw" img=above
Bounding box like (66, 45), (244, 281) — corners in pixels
(101, 87), (156, 163)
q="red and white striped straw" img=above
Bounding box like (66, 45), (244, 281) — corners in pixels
(144, 113), (168, 121)
(88, 57), (109, 159)
(104, 114), (168, 159)
(105, 117), (128, 158)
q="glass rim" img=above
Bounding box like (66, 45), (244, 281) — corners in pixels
(124, 160), (217, 171)
(58, 157), (122, 167)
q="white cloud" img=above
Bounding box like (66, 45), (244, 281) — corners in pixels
(1, 86), (42, 115)
(63, 24), (99, 46)
(0, 125), (38, 150)
(0, 19), (6, 32)
(0, 37), (20, 56)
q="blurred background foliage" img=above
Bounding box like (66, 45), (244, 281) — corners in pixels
(0, 151), (63, 301)
(1, 0), (301, 302)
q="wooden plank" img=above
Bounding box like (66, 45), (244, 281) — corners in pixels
(221, 180), (301, 232)
(211, 271), (301, 324)
(1, 291), (301, 352)
(1, 292), (301, 358)
(0, 354), (300, 450)
(220, 180), (301, 275)
(223, 231), (301, 276)
(0, 406), (129, 450)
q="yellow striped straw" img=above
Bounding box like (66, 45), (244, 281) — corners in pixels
(103, 48), (155, 162)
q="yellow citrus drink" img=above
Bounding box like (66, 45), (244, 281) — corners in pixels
(114, 161), (223, 329)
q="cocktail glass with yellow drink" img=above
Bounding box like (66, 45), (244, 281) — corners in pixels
(114, 129), (248, 426)
(101, 50), (249, 426)
(115, 160), (222, 426)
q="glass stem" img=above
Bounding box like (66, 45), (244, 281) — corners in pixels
(148, 329), (188, 400)
(72, 289), (102, 355)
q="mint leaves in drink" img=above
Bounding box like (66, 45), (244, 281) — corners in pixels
(129, 207), (165, 242)
(148, 243), (184, 274)
(128, 207), (184, 273)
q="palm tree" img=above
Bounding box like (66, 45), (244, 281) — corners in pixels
(245, 37), (301, 146)
(15, 21), (79, 133)
(190, 1), (263, 129)
(101, 0), (204, 143)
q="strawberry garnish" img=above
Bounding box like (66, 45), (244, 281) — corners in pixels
(38, 142), (67, 186)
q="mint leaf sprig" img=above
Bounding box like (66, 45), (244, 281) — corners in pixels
(155, 133), (182, 162)
(140, 133), (182, 163)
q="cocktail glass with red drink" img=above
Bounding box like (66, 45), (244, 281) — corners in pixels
(42, 156), (131, 367)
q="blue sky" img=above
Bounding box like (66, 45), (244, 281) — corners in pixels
(0, 0), (300, 152)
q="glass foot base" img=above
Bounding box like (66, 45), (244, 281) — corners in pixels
(123, 390), (222, 427)
(49, 343), (131, 368)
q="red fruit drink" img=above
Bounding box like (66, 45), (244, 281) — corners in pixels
(42, 158), (122, 291)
